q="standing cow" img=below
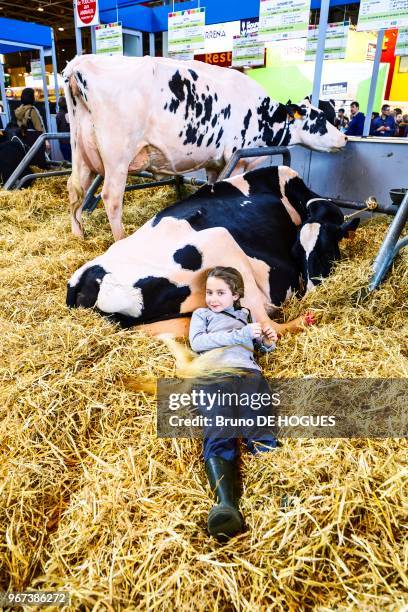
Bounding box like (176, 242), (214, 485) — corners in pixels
(63, 55), (347, 242)
(67, 165), (359, 336)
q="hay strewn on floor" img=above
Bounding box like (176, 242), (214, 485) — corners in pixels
(0, 176), (407, 610)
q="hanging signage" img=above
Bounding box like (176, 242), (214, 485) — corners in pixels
(75, 0), (99, 28)
(30, 60), (42, 79)
(232, 35), (265, 67)
(204, 20), (241, 53)
(95, 22), (123, 55)
(258, 0), (310, 42)
(366, 41), (377, 59)
(357, 0), (408, 31)
(322, 82), (348, 96)
(168, 8), (205, 55)
(396, 29), (408, 55)
(194, 52), (232, 67)
(240, 17), (259, 37)
(305, 21), (349, 61)
(168, 50), (195, 61)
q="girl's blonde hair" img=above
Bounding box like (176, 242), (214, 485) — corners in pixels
(207, 266), (245, 308)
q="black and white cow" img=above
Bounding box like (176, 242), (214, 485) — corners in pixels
(66, 165), (359, 336)
(63, 55), (347, 241)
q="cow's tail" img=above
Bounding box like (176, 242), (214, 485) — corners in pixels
(63, 65), (86, 231)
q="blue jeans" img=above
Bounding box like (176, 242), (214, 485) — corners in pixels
(195, 369), (278, 461)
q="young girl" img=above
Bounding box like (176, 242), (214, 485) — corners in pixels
(189, 266), (278, 539)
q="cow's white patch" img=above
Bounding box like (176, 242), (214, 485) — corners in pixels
(306, 278), (317, 293)
(96, 273), (144, 317)
(299, 222), (320, 258)
(278, 166), (302, 226)
(224, 174), (250, 196)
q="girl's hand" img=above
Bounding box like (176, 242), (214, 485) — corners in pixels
(247, 323), (262, 339)
(261, 324), (278, 343)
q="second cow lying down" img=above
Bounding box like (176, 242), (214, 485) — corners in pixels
(66, 166), (359, 336)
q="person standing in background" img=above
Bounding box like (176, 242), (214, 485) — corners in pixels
(345, 101), (365, 136)
(370, 104), (396, 137)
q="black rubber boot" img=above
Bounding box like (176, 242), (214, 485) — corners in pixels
(205, 456), (243, 539)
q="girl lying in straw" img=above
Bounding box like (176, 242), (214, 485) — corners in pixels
(187, 266), (280, 540)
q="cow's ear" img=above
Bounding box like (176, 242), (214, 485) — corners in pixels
(339, 217), (360, 239)
(286, 99), (292, 105)
(286, 103), (307, 119)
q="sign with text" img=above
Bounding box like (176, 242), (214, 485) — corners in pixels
(205, 20), (240, 53)
(168, 8), (205, 55)
(396, 28), (408, 55)
(75, 0), (99, 28)
(240, 17), (259, 37)
(357, 0), (408, 31)
(30, 60), (42, 79)
(95, 22), (123, 55)
(194, 51), (232, 67)
(305, 21), (349, 61)
(258, 0), (310, 41)
(232, 34), (265, 67)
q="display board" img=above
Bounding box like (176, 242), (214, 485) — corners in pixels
(75, 0), (99, 28)
(357, 0), (408, 31)
(305, 22), (350, 61)
(204, 20), (240, 53)
(258, 0), (310, 41)
(30, 60), (42, 79)
(95, 22), (123, 55)
(232, 34), (265, 67)
(396, 29), (408, 55)
(168, 8), (205, 55)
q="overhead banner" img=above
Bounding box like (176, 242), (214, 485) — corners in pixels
(305, 21), (350, 61)
(75, 0), (99, 28)
(396, 29), (408, 55)
(357, 0), (408, 31)
(232, 34), (265, 67)
(168, 8), (205, 55)
(95, 22), (123, 55)
(258, 0), (310, 41)
(204, 20), (241, 53)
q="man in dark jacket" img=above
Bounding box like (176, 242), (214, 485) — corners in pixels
(345, 101), (365, 136)
(370, 104), (397, 136)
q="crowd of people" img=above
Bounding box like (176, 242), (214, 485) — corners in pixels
(335, 101), (408, 137)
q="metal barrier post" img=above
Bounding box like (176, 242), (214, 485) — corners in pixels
(218, 146), (291, 181)
(369, 192), (408, 290)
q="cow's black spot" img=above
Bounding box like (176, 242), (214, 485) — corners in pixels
(215, 127), (224, 146)
(221, 104), (231, 119)
(188, 69), (199, 81)
(195, 102), (203, 118)
(69, 84), (77, 107)
(201, 95), (213, 124)
(309, 109), (318, 120)
(206, 133), (214, 147)
(173, 245), (202, 271)
(257, 99), (289, 146)
(169, 98), (179, 113)
(206, 85), (209, 91)
(183, 124), (198, 145)
(76, 71), (87, 90)
(201, 93), (206, 100)
(178, 130), (183, 137)
(134, 276), (191, 323)
(67, 265), (107, 309)
(307, 112), (328, 136)
(214, 93), (218, 101)
(164, 103), (168, 110)
(169, 70), (185, 102)
(197, 134), (204, 147)
(241, 108), (252, 143)
(211, 114), (218, 128)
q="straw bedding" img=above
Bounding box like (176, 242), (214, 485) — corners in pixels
(0, 176), (407, 610)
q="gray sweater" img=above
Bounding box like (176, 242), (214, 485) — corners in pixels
(189, 306), (276, 371)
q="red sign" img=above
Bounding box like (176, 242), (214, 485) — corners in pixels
(194, 52), (232, 67)
(76, 0), (99, 27)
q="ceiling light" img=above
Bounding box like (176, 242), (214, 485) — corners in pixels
(62, 48), (66, 52)
(58, 27), (64, 31)
(38, 6), (44, 11)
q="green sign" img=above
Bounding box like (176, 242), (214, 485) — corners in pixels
(305, 21), (349, 61)
(357, 0), (408, 31)
(95, 22), (123, 55)
(168, 8), (205, 55)
(232, 34), (265, 67)
(30, 60), (42, 79)
(258, 0), (310, 41)
(396, 29), (408, 55)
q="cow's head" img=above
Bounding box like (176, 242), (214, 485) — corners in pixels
(291, 199), (360, 291)
(286, 98), (347, 152)
(67, 265), (191, 328)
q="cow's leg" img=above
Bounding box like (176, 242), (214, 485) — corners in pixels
(67, 153), (95, 238)
(196, 228), (305, 336)
(100, 166), (127, 241)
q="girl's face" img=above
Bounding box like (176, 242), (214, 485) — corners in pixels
(206, 277), (239, 312)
